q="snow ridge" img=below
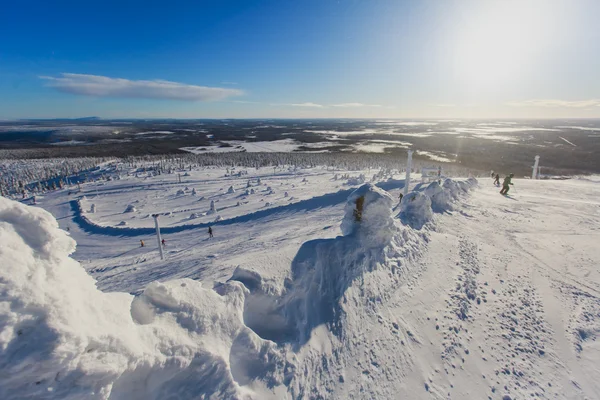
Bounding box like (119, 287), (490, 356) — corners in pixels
(399, 177), (478, 229)
(0, 180), (474, 399)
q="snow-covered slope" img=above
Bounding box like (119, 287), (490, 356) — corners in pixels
(1, 167), (600, 399)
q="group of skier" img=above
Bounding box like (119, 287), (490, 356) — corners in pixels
(491, 170), (514, 195)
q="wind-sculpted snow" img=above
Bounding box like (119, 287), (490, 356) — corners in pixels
(399, 178), (478, 229)
(230, 185), (423, 343)
(0, 196), (289, 399)
(398, 191), (434, 230)
(0, 175), (485, 399)
(340, 183), (396, 246)
(1, 184), (421, 399)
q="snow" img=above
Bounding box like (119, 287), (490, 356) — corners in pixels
(350, 142), (408, 153)
(2, 160), (600, 400)
(398, 191), (433, 230)
(340, 183), (396, 245)
(555, 125), (600, 132)
(181, 139), (303, 154)
(559, 137), (577, 147)
(416, 150), (454, 163)
(0, 196), (287, 399)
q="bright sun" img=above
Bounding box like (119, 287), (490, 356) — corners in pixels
(452, 1), (557, 89)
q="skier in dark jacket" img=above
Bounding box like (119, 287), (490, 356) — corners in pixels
(494, 173), (500, 186)
(500, 174), (514, 195)
(208, 226), (213, 238)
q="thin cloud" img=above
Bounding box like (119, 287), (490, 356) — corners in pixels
(221, 81), (238, 85)
(289, 102), (325, 108)
(41, 73), (244, 101)
(331, 103), (382, 108)
(269, 102), (325, 108)
(507, 99), (600, 108)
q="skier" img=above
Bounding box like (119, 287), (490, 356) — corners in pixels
(140, 240), (145, 247)
(161, 239), (166, 246)
(500, 173), (514, 195)
(494, 173), (500, 186)
(208, 226), (214, 238)
(398, 193), (404, 202)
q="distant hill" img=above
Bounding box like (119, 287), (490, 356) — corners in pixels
(20, 116), (101, 122)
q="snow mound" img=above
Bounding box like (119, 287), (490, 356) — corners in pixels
(345, 174), (366, 186)
(230, 184), (424, 351)
(398, 191), (433, 230)
(0, 197), (288, 399)
(124, 204), (136, 213)
(424, 181), (454, 212)
(340, 183), (395, 247)
(398, 178), (477, 228)
(227, 186), (235, 194)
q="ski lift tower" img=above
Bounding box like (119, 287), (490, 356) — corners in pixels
(532, 155), (540, 179)
(404, 150), (414, 196)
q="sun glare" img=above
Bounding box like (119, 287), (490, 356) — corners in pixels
(452, 1), (556, 89)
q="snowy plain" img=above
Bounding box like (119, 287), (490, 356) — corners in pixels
(1, 162), (600, 400)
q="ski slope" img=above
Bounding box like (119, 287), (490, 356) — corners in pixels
(1, 165), (599, 400)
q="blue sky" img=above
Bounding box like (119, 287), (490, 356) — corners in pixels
(1, 0), (599, 119)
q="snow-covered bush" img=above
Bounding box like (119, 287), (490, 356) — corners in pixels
(207, 200), (216, 214)
(345, 174), (366, 186)
(176, 189), (185, 195)
(227, 186), (235, 194)
(124, 204), (136, 213)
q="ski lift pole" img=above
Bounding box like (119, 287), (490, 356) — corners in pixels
(403, 150), (413, 196)
(152, 214), (164, 260)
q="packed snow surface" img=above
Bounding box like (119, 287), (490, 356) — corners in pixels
(2, 163), (600, 400)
